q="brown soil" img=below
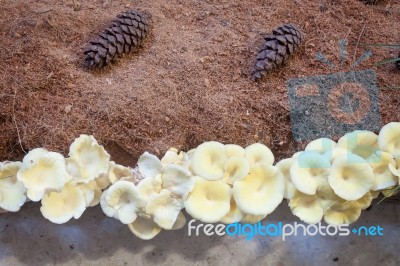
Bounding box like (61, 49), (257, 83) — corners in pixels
(0, 0), (399, 164)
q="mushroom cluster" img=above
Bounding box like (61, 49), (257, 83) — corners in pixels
(101, 149), (194, 240)
(1, 122), (400, 241)
(284, 126), (400, 225)
(185, 142), (284, 224)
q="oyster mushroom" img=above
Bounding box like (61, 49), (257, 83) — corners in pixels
(17, 148), (72, 202)
(245, 143), (274, 166)
(0, 162), (26, 212)
(378, 122), (400, 158)
(276, 158), (297, 199)
(233, 164), (284, 216)
(184, 177), (231, 223)
(329, 154), (373, 201)
(161, 164), (194, 200)
(100, 180), (146, 224)
(146, 189), (183, 230)
(128, 214), (161, 240)
(40, 181), (87, 224)
(67, 135), (110, 184)
(290, 151), (330, 195)
(191, 141), (227, 181)
(338, 130), (379, 162)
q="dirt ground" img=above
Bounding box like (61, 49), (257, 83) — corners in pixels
(0, 0), (399, 164)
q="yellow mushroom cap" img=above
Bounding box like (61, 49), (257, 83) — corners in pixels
(108, 161), (134, 184)
(337, 130), (379, 162)
(329, 154), (374, 201)
(245, 143), (274, 166)
(100, 180), (146, 224)
(378, 122), (400, 158)
(138, 152), (163, 179)
(0, 162), (26, 212)
(146, 189), (184, 230)
(223, 156), (250, 185)
(128, 214), (162, 240)
(191, 141), (227, 181)
(324, 201), (361, 226)
(233, 164), (284, 216)
(17, 148), (72, 202)
(161, 164), (194, 200)
(67, 135), (110, 183)
(276, 158), (297, 199)
(184, 177), (231, 223)
(370, 151), (397, 190)
(289, 191), (324, 224)
(305, 138), (336, 154)
(220, 196), (244, 224)
(40, 181), (87, 224)
(290, 151), (330, 195)
(352, 191), (374, 210)
(226, 144), (245, 158)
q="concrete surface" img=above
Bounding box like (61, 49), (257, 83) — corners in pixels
(1, 201), (399, 266)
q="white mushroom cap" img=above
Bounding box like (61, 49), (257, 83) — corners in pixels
(226, 144), (245, 158)
(338, 130), (379, 162)
(223, 157), (250, 185)
(184, 177), (231, 223)
(233, 164), (284, 216)
(146, 189), (184, 230)
(108, 161), (134, 184)
(128, 214), (162, 240)
(324, 201), (361, 225)
(170, 212), (186, 230)
(378, 122), (400, 158)
(95, 174), (111, 190)
(371, 151), (397, 190)
(100, 180), (146, 224)
(77, 180), (102, 207)
(191, 141), (227, 181)
(305, 138), (336, 154)
(220, 196), (244, 224)
(240, 214), (267, 224)
(40, 181), (86, 224)
(290, 151), (330, 195)
(161, 148), (190, 169)
(276, 158), (297, 199)
(289, 191), (324, 224)
(137, 174), (162, 200)
(329, 154), (374, 201)
(161, 164), (194, 200)
(138, 152), (163, 179)
(17, 148), (72, 202)
(67, 135), (110, 183)
(245, 143), (274, 166)
(0, 162), (26, 212)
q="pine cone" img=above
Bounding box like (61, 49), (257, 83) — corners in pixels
(83, 10), (150, 69)
(252, 24), (304, 81)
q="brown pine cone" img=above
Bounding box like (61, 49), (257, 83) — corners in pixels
(83, 10), (150, 69)
(252, 24), (304, 81)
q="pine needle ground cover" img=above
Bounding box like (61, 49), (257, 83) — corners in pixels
(0, 0), (399, 166)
